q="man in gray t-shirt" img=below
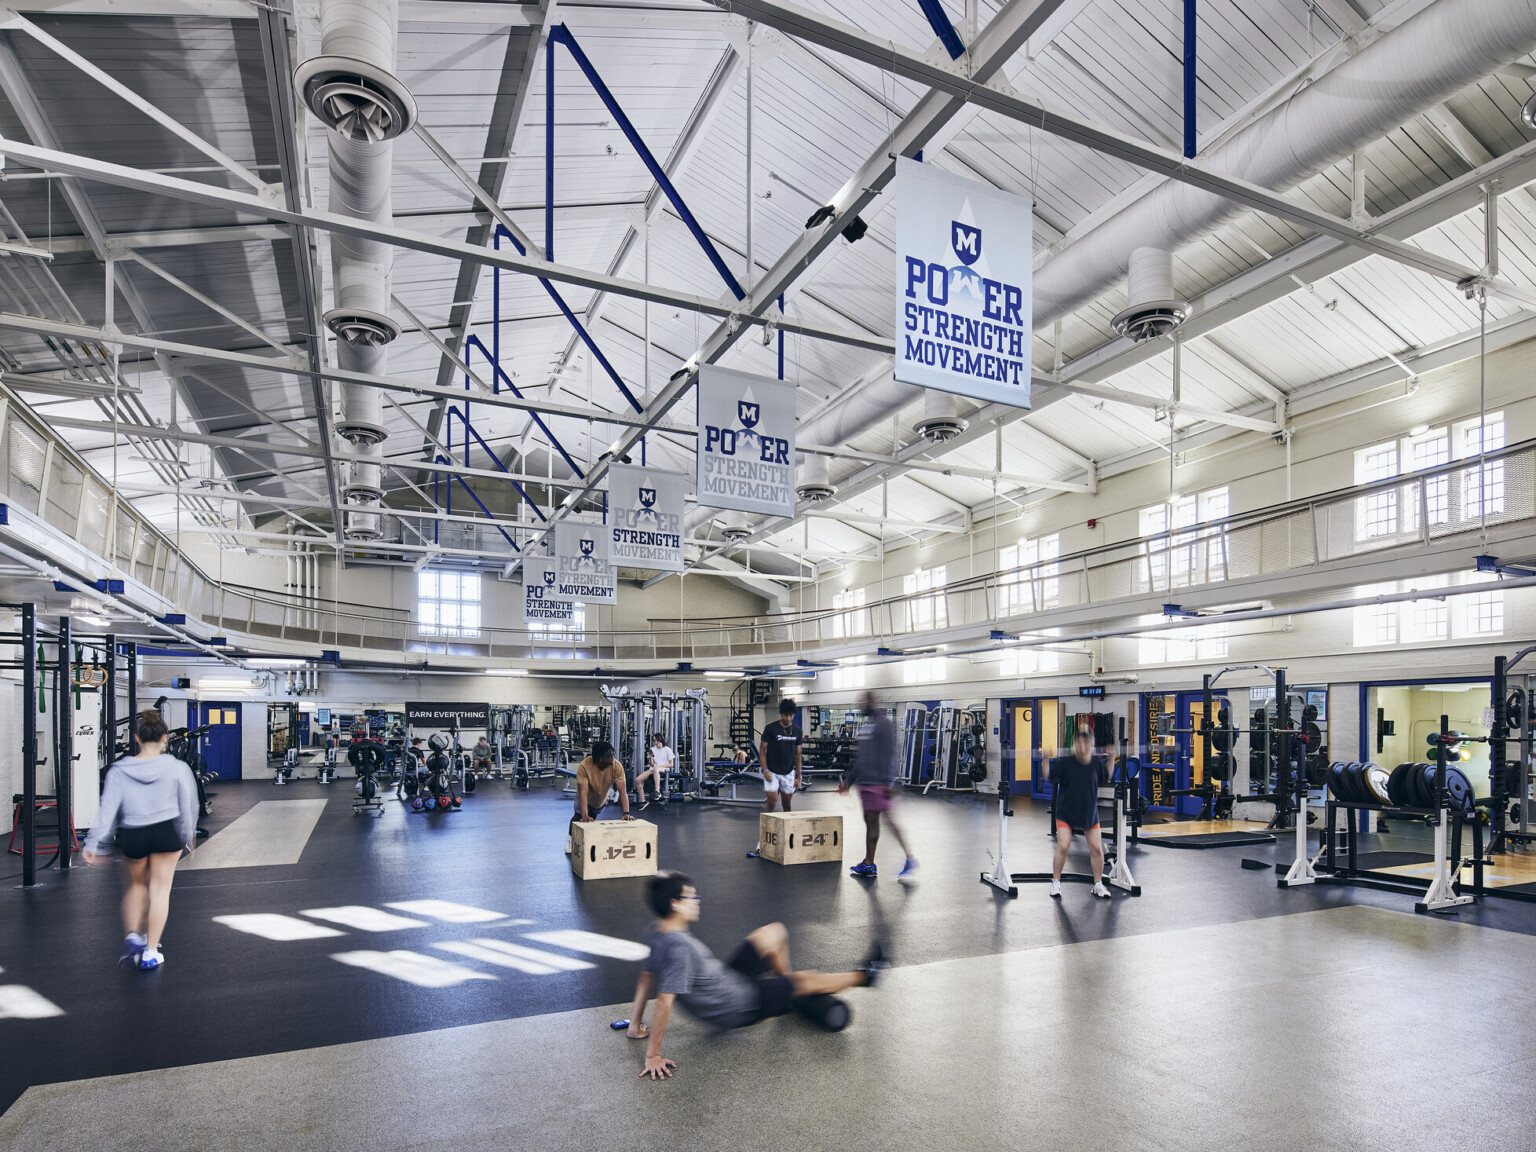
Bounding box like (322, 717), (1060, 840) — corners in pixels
(625, 871), (887, 1080)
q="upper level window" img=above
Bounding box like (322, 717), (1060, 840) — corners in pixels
(1353, 418), (1506, 542)
(1000, 646), (1058, 677)
(831, 587), (868, 639)
(904, 566), (947, 631)
(1459, 414), (1505, 520)
(831, 660), (866, 691)
(1136, 621), (1228, 665)
(904, 655), (946, 684)
(1140, 488), (1228, 590)
(1352, 575), (1502, 647)
(999, 534), (1060, 615)
(418, 570), (481, 638)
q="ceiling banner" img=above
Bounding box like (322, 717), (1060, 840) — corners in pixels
(608, 463), (686, 572)
(553, 521), (618, 604)
(894, 157), (1032, 409)
(520, 566), (575, 628)
(695, 365), (795, 517)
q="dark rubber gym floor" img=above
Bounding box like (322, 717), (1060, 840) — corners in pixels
(4, 778), (1535, 1148)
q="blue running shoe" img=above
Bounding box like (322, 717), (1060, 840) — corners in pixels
(849, 862), (877, 878)
(119, 932), (146, 966)
(897, 857), (919, 882)
(137, 945), (164, 970)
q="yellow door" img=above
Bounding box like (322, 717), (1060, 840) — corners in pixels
(1013, 705), (1032, 783)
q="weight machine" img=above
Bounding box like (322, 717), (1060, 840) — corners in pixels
(600, 685), (711, 806)
(901, 705), (985, 793)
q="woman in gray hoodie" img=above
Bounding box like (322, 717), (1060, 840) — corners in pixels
(82, 710), (198, 969)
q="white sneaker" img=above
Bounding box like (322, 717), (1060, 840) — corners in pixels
(564, 836), (572, 855)
(1049, 879), (1062, 898)
(1092, 882), (1111, 899)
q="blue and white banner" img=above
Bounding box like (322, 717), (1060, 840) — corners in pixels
(553, 521), (617, 604)
(696, 365), (795, 517)
(520, 565), (575, 628)
(608, 463), (685, 572)
(894, 157), (1032, 408)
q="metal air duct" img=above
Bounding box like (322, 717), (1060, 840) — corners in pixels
(299, 0), (411, 542)
(295, 0), (417, 143)
(718, 511), (753, 541)
(795, 453), (837, 502)
(1110, 248), (1190, 343)
(911, 390), (968, 442)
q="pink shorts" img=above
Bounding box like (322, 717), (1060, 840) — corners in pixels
(858, 785), (894, 813)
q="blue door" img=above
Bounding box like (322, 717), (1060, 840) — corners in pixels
(199, 702), (244, 779)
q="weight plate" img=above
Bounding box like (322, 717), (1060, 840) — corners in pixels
(1445, 768), (1473, 811)
(1301, 722), (1322, 754)
(1328, 761), (1348, 800)
(1364, 764), (1392, 805)
(1418, 763), (1442, 808)
(1345, 763), (1369, 804)
(1387, 763), (1414, 807)
(463, 773), (477, 794)
(1208, 751), (1233, 782)
(1507, 688), (1527, 730)
(410, 797), (424, 812)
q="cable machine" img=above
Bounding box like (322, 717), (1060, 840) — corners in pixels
(600, 685), (712, 805)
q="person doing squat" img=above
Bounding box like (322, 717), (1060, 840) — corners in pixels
(1045, 729), (1111, 899)
(626, 871), (886, 1080)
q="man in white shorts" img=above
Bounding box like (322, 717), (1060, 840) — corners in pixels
(761, 699), (804, 806)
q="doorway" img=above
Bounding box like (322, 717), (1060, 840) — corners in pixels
(1000, 698), (1059, 798)
(199, 702), (243, 779)
(1363, 679), (1492, 798)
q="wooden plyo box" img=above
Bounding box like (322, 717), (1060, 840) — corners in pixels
(571, 819), (658, 880)
(759, 811), (843, 865)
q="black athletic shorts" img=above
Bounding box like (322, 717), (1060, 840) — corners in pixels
(726, 939), (796, 1024)
(116, 819), (183, 859)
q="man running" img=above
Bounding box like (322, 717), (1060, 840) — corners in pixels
(759, 699), (803, 813)
(1045, 729), (1110, 899)
(839, 691), (916, 881)
(625, 871), (886, 1080)
(566, 740), (634, 854)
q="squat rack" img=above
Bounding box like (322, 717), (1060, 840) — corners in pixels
(10, 607), (131, 889)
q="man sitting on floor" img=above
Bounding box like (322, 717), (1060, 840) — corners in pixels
(624, 871), (886, 1080)
(566, 740), (633, 854)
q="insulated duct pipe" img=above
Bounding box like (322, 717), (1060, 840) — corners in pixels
(795, 0), (1536, 453)
(297, 0), (412, 542)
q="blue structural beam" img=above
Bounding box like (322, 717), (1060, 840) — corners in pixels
(446, 403), (548, 522)
(548, 24), (747, 301)
(434, 455), (521, 552)
(464, 335), (587, 479)
(496, 226), (643, 414)
(1184, 0), (1197, 159)
(916, 0), (966, 60)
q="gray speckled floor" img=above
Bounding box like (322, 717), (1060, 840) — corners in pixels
(4, 904), (1529, 1152)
